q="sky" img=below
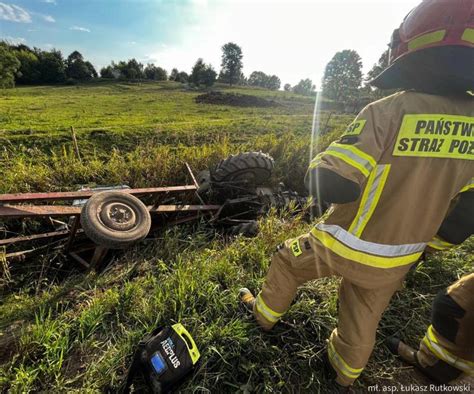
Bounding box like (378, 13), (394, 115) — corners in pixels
(0, 0), (421, 87)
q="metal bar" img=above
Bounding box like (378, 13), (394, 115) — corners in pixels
(185, 162), (206, 205)
(149, 204), (221, 213)
(185, 162), (199, 188)
(5, 250), (34, 260)
(0, 229), (71, 246)
(69, 252), (90, 269)
(88, 246), (108, 271)
(0, 204), (221, 219)
(64, 217), (80, 253)
(0, 205), (81, 218)
(0, 185), (198, 203)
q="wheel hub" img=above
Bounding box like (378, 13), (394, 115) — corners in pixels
(99, 202), (137, 231)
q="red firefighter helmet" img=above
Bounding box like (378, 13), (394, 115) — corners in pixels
(371, 0), (474, 91)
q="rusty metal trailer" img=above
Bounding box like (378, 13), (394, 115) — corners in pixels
(0, 165), (220, 270)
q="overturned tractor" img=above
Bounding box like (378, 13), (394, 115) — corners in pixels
(0, 152), (309, 271)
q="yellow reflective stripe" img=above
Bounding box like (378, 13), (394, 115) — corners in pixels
(310, 227), (422, 268)
(330, 143), (377, 168)
(349, 165), (391, 237)
(323, 143), (376, 178)
(423, 326), (474, 374)
(328, 341), (363, 380)
(408, 29), (446, 51)
(255, 293), (284, 323)
(427, 235), (455, 251)
(308, 153), (324, 170)
(322, 150), (370, 177)
(461, 28), (474, 44)
(460, 178), (474, 193)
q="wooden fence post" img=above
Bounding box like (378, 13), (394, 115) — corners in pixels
(70, 126), (82, 163)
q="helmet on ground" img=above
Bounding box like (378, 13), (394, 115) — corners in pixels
(370, 0), (474, 95)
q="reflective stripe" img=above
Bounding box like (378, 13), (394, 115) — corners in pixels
(310, 224), (425, 268)
(349, 165), (391, 237)
(328, 341), (363, 380)
(423, 325), (474, 374)
(462, 28), (474, 44)
(460, 178), (474, 193)
(315, 223), (426, 257)
(255, 293), (284, 324)
(324, 143), (376, 178)
(427, 235), (455, 251)
(408, 29), (446, 51)
(308, 153), (324, 170)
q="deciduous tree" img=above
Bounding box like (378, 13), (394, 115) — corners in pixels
(321, 49), (363, 102)
(190, 58), (216, 87)
(144, 63), (167, 80)
(292, 78), (316, 96)
(220, 42), (243, 86)
(0, 41), (20, 88)
(37, 49), (66, 83)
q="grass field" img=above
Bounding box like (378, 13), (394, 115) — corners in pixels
(0, 81), (472, 393)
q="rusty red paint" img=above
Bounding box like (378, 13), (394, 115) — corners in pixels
(0, 185), (198, 203)
(0, 204), (221, 219)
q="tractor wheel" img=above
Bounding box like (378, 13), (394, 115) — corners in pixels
(80, 191), (151, 249)
(211, 152), (274, 187)
(226, 221), (259, 237)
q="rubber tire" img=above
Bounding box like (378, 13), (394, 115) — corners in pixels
(211, 152), (274, 186)
(80, 191), (151, 249)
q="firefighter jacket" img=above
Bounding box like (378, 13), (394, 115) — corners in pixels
(307, 91), (474, 288)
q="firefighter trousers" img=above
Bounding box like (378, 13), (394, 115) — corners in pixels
(416, 273), (474, 383)
(253, 233), (404, 386)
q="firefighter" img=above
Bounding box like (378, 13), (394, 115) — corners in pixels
(388, 273), (474, 385)
(387, 188), (474, 384)
(239, 0), (474, 388)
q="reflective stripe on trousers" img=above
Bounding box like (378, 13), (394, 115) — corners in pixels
(427, 235), (455, 251)
(328, 340), (363, 380)
(255, 292), (284, 323)
(310, 223), (425, 268)
(423, 325), (474, 375)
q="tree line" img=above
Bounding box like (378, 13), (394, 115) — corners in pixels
(1, 40), (389, 102)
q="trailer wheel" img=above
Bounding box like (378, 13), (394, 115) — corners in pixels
(80, 191), (151, 249)
(211, 152), (274, 187)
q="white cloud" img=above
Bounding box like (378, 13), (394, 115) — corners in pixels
(0, 2), (31, 23)
(44, 43), (54, 49)
(42, 0), (57, 4)
(4, 36), (26, 45)
(70, 25), (91, 32)
(42, 14), (55, 22)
